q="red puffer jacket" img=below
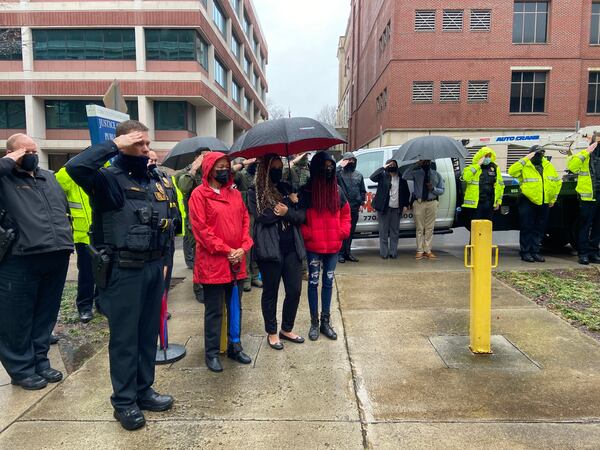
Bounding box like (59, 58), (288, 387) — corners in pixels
(189, 152), (253, 285)
(301, 192), (351, 254)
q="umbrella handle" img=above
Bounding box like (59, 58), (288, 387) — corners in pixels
(230, 263), (241, 283)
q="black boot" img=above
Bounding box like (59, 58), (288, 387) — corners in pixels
(308, 315), (319, 341)
(320, 313), (337, 340)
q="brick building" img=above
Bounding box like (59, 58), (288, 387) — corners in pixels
(0, 0), (268, 170)
(337, 0), (600, 171)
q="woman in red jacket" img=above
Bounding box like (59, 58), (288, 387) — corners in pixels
(189, 152), (254, 373)
(299, 151), (351, 341)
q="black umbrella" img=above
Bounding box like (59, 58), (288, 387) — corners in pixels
(392, 136), (467, 163)
(162, 137), (230, 170)
(229, 117), (346, 160)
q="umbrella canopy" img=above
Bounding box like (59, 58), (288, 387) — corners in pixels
(162, 136), (230, 170)
(392, 136), (467, 163)
(229, 117), (346, 160)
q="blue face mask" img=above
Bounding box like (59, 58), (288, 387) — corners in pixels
(483, 157), (492, 165)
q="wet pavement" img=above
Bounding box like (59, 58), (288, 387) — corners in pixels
(2, 235), (600, 449)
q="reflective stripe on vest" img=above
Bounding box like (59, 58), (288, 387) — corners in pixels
(581, 192), (594, 198)
(519, 159), (527, 166)
(547, 176), (561, 181)
(463, 199), (476, 205)
(578, 154), (587, 162)
(470, 167), (478, 174)
(579, 171), (590, 176)
(468, 181), (479, 185)
(522, 178), (540, 183)
(68, 201), (83, 209)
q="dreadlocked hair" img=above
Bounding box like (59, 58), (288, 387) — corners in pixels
(255, 153), (284, 215)
(310, 170), (340, 214)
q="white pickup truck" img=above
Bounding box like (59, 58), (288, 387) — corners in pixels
(344, 146), (459, 238)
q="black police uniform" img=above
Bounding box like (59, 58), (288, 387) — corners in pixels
(66, 141), (175, 410)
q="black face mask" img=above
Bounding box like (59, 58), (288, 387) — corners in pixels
(421, 162), (431, 170)
(115, 154), (150, 177)
(387, 166), (398, 173)
(345, 162), (356, 171)
(214, 169), (230, 185)
(20, 154), (39, 172)
(147, 163), (157, 173)
(531, 154), (543, 165)
(269, 168), (283, 184)
(324, 167), (335, 181)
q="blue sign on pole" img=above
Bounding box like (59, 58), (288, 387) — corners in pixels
(86, 104), (129, 145)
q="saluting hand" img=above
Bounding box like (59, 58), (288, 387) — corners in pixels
(587, 142), (598, 154)
(524, 152), (536, 160)
(190, 154), (205, 174)
(114, 132), (144, 151)
(3, 147), (27, 163)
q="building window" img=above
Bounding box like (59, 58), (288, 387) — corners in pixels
(415, 10), (436, 32)
(0, 29), (22, 61)
(33, 29), (135, 60)
(215, 57), (228, 91)
(513, 1), (548, 44)
(252, 71), (259, 91)
(379, 20), (391, 52)
(243, 13), (251, 37)
(587, 72), (600, 113)
(591, 3), (600, 45)
(412, 81), (434, 103)
(154, 101), (196, 132)
(229, 0), (240, 16)
(376, 89), (388, 112)
(440, 81), (461, 102)
(146, 29), (208, 68)
(213, 1), (227, 36)
(244, 56), (252, 78)
(253, 35), (259, 56)
(443, 10), (463, 32)
(231, 34), (241, 59)
(244, 96), (251, 116)
(232, 80), (241, 104)
(468, 81), (489, 102)
(45, 100), (103, 129)
(510, 72), (547, 113)
(0, 100), (26, 129)
(470, 10), (491, 31)
(125, 100), (139, 120)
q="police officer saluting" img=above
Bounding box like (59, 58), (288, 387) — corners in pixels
(0, 134), (73, 390)
(66, 121), (175, 431)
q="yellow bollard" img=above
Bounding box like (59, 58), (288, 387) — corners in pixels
(464, 220), (499, 354)
(220, 300), (228, 353)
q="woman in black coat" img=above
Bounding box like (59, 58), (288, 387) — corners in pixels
(248, 154), (307, 350)
(370, 159), (410, 259)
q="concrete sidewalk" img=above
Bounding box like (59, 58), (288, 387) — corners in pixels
(2, 246), (600, 449)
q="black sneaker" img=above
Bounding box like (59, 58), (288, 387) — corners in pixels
(79, 310), (93, 323)
(37, 367), (63, 383)
(521, 254), (536, 263)
(589, 254), (600, 264)
(137, 391), (174, 412)
(532, 254), (545, 262)
(11, 374), (48, 390)
(579, 255), (590, 265)
(113, 407), (146, 431)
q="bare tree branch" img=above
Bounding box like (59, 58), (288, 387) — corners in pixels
(314, 104), (337, 127)
(0, 28), (22, 59)
(266, 97), (286, 120)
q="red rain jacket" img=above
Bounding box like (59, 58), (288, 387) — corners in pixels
(301, 193), (351, 254)
(189, 152), (253, 285)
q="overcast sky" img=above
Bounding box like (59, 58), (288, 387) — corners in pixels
(252, 0), (350, 118)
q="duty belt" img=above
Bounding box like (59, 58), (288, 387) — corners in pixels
(117, 249), (164, 262)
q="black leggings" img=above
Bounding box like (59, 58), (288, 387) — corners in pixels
(257, 252), (303, 335)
